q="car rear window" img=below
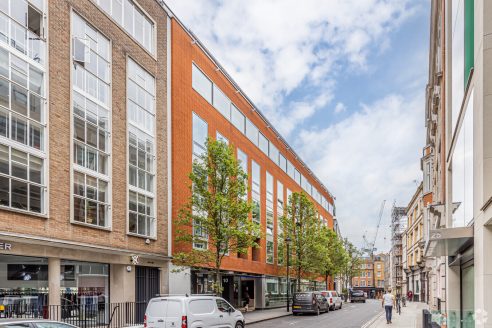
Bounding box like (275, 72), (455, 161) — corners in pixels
(166, 300), (182, 317)
(147, 299), (167, 317)
(189, 299), (215, 314)
(294, 293), (311, 300)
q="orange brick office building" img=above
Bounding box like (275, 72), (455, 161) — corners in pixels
(169, 17), (337, 309)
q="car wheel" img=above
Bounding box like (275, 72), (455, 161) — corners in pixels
(235, 322), (244, 328)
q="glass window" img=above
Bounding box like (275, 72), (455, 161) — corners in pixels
(192, 113), (208, 157)
(127, 58), (156, 237)
(294, 169), (301, 185)
(287, 160), (295, 179)
(269, 143), (279, 165)
(216, 131), (228, 144)
(237, 148), (247, 174)
(245, 118), (258, 145)
(0, 145), (44, 213)
(266, 240), (274, 264)
(230, 104), (245, 133)
(72, 13), (111, 227)
(252, 160), (261, 225)
(266, 172), (274, 236)
(279, 154), (286, 172)
(192, 64), (212, 103)
(60, 260), (109, 325)
(215, 299), (233, 313)
(452, 90), (474, 227)
(96, 0), (154, 54)
(213, 85), (230, 119)
(258, 133), (268, 155)
(0, 254), (49, 319)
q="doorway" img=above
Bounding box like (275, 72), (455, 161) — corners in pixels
(135, 266), (160, 322)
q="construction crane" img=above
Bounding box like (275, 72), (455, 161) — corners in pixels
(362, 200), (386, 258)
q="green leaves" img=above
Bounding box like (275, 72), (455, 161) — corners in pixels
(280, 192), (348, 290)
(173, 138), (261, 293)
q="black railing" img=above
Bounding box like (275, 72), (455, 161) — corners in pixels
(0, 302), (146, 327)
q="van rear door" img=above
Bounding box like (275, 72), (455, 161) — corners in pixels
(146, 299), (167, 328)
(165, 300), (183, 328)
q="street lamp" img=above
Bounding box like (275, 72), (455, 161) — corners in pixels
(285, 236), (292, 312)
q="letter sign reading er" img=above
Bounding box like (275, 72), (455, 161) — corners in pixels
(0, 242), (12, 250)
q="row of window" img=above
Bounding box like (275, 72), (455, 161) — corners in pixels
(94, 0), (154, 54)
(0, 0), (46, 216)
(193, 112), (303, 266)
(192, 63), (334, 216)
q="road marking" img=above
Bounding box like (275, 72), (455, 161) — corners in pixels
(361, 311), (384, 328)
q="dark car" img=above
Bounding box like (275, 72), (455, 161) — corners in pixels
(350, 290), (367, 303)
(292, 292), (329, 316)
(0, 319), (78, 328)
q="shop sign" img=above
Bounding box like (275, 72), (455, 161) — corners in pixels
(0, 242), (12, 250)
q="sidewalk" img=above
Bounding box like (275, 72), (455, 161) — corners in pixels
(369, 301), (428, 328)
(243, 307), (291, 324)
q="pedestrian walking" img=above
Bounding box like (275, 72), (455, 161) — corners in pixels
(382, 289), (396, 324)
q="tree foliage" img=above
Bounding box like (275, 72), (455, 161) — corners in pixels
(340, 238), (363, 291)
(173, 139), (261, 293)
(281, 192), (347, 291)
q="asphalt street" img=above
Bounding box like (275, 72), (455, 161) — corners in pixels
(247, 299), (383, 328)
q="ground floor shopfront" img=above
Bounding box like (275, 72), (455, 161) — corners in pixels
(0, 236), (169, 326)
(190, 269), (329, 310)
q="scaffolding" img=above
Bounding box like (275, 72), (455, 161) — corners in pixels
(390, 205), (407, 295)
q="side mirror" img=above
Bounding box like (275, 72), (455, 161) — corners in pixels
(228, 307), (234, 313)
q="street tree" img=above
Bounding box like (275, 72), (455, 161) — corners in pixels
(281, 191), (325, 291)
(340, 238), (363, 292)
(315, 227), (348, 289)
(173, 139), (261, 294)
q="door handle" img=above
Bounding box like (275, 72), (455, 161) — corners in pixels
(219, 314), (223, 318)
(157, 319), (164, 322)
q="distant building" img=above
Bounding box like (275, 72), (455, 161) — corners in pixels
(403, 183), (425, 302)
(390, 206), (407, 295)
(352, 254), (386, 298)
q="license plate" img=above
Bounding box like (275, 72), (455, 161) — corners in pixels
(293, 306), (301, 309)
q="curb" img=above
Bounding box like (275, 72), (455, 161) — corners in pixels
(246, 312), (292, 325)
(361, 311), (384, 328)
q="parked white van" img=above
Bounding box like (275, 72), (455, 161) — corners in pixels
(144, 295), (245, 328)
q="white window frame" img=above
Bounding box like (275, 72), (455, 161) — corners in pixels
(70, 10), (112, 230)
(126, 56), (156, 239)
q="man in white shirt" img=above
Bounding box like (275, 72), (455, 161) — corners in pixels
(382, 289), (396, 324)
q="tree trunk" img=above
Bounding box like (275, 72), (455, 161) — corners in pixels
(297, 266), (301, 292)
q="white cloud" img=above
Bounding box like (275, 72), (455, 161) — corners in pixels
(296, 94), (424, 252)
(166, 0), (426, 251)
(166, 0), (416, 132)
(334, 102), (347, 114)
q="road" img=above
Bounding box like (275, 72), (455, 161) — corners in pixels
(247, 299), (383, 328)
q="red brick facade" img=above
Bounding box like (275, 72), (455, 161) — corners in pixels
(171, 19), (335, 278)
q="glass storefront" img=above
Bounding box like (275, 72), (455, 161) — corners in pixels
(0, 255), (109, 322)
(60, 260), (109, 324)
(0, 255), (49, 317)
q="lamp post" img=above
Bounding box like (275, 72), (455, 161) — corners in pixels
(285, 236), (292, 312)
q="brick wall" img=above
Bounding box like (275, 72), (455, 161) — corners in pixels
(0, 0), (169, 256)
(171, 19), (335, 278)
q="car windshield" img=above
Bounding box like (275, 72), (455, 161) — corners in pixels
(294, 293), (311, 300)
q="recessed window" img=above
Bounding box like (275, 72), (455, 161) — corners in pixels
(96, 0), (154, 54)
(230, 104), (245, 133)
(258, 133), (268, 155)
(127, 58), (156, 237)
(192, 64), (212, 103)
(213, 85), (230, 119)
(71, 13), (111, 228)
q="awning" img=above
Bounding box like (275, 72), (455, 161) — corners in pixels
(425, 226), (473, 257)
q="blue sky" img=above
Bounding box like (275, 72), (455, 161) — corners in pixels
(167, 0), (430, 253)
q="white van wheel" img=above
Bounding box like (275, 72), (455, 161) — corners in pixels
(235, 321), (244, 328)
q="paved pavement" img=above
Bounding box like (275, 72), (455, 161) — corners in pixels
(247, 299), (383, 327)
(243, 307), (292, 324)
(369, 301), (428, 328)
